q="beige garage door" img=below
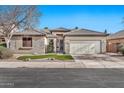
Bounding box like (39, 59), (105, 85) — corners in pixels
(70, 41), (101, 54)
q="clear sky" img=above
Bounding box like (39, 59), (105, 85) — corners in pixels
(38, 5), (124, 33)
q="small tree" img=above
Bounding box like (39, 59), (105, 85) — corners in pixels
(75, 26), (78, 29)
(117, 43), (124, 55)
(47, 39), (54, 53)
(0, 6), (41, 48)
(104, 29), (107, 34)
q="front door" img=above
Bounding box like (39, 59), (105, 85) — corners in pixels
(60, 40), (64, 53)
(56, 39), (64, 53)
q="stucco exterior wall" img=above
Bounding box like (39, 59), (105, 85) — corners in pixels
(64, 36), (107, 54)
(10, 35), (46, 54)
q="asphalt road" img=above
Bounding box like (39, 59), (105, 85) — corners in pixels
(0, 68), (124, 88)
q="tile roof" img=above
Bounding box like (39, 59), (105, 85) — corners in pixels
(50, 27), (71, 32)
(64, 28), (107, 36)
(108, 30), (124, 39)
(13, 29), (45, 36)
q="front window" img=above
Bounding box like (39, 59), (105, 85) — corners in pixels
(1, 38), (5, 42)
(56, 34), (63, 37)
(23, 37), (32, 47)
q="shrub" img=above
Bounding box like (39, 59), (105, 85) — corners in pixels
(0, 46), (13, 59)
(0, 43), (6, 48)
(119, 46), (124, 55)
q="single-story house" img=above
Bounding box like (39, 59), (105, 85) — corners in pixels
(1, 27), (108, 54)
(107, 30), (124, 53)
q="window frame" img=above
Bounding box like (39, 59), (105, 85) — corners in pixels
(22, 37), (32, 47)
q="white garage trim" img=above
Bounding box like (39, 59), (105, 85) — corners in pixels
(69, 40), (101, 54)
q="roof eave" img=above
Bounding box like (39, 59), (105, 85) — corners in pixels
(51, 30), (70, 32)
(64, 34), (107, 36)
(13, 34), (45, 36)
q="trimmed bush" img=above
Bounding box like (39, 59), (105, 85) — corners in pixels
(0, 43), (6, 47)
(47, 39), (54, 53)
(0, 46), (13, 59)
(119, 46), (124, 55)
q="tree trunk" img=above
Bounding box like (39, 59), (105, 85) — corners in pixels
(6, 41), (10, 48)
(4, 38), (10, 48)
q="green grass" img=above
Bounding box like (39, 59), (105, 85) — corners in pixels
(17, 54), (73, 61)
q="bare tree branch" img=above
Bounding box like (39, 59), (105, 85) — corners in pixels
(0, 5), (41, 48)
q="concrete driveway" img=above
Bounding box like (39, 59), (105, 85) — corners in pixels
(73, 54), (124, 68)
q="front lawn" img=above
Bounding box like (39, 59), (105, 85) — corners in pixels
(17, 54), (73, 61)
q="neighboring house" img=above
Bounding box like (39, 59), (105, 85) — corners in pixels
(1, 27), (108, 54)
(107, 30), (124, 53)
(64, 29), (107, 54)
(10, 28), (46, 54)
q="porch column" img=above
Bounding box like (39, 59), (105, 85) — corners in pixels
(53, 38), (57, 53)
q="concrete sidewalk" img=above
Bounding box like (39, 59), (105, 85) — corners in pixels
(0, 62), (83, 68)
(0, 60), (124, 68)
